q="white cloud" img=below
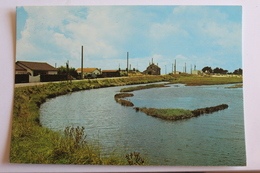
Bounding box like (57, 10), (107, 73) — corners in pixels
(16, 6), (242, 72)
(150, 23), (188, 40)
(176, 54), (188, 60)
(17, 6), (129, 67)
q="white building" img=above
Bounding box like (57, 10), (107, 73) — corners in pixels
(192, 70), (203, 75)
(76, 68), (101, 78)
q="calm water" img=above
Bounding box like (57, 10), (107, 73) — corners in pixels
(40, 83), (246, 166)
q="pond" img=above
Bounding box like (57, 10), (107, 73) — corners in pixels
(40, 83), (246, 166)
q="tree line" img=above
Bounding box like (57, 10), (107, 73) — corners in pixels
(201, 66), (243, 75)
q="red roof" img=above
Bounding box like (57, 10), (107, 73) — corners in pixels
(17, 61), (57, 71)
(76, 68), (99, 73)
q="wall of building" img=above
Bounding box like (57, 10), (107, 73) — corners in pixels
(29, 75), (40, 83)
(48, 71), (58, 75)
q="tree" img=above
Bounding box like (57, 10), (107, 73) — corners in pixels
(57, 66), (78, 78)
(213, 67), (228, 74)
(202, 66), (212, 73)
(233, 68), (243, 75)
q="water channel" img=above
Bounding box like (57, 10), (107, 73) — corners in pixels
(40, 83), (246, 166)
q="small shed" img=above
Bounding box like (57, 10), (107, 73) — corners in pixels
(102, 70), (120, 78)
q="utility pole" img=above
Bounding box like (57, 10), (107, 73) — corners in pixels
(66, 60), (69, 81)
(185, 63), (186, 73)
(174, 59), (176, 74)
(81, 46), (84, 79)
(127, 52), (129, 74)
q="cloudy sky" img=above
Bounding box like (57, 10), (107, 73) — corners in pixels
(16, 6), (242, 74)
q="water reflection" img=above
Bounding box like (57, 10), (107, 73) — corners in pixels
(40, 83), (246, 166)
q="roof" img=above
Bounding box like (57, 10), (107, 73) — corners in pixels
(147, 63), (160, 69)
(15, 64), (26, 71)
(17, 61), (57, 71)
(102, 70), (119, 73)
(76, 68), (99, 73)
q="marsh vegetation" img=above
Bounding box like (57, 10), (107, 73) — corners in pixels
(133, 104), (229, 121)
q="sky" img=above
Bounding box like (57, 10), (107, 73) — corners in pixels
(16, 6), (242, 74)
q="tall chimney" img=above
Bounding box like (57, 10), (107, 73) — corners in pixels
(81, 46), (83, 79)
(174, 59), (176, 74)
(127, 52), (129, 73)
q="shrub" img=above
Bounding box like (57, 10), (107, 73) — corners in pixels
(125, 152), (145, 165)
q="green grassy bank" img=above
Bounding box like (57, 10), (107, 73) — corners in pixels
(120, 83), (167, 92)
(169, 74), (242, 86)
(11, 74), (242, 164)
(11, 75), (171, 165)
(133, 104), (229, 121)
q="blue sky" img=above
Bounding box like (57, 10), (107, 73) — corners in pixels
(16, 6), (242, 74)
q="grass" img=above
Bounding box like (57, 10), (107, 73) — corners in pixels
(225, 84), (243, 89)
(134, 107), (194, 120)
(11, 74), (242, 164)
(120, 83), (167, 92)
(134, 104), (229, 121)
(169, 75), (242, 86)
(11, 76), (168, 164)
(114, 93), (134, 107)
(114, 93), (134, 99)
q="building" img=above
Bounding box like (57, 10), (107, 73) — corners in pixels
(192, 70), (203, 75)
(15, 64), (27, 74)
(172, 71), (181, 75)
(16, 61), (58, 76)
(102, 70), (120, 78)
(76, 68), (101, 78)
(143, 63), (161, 75)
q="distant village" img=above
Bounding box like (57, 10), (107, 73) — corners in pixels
(15, 60), (242, 84)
